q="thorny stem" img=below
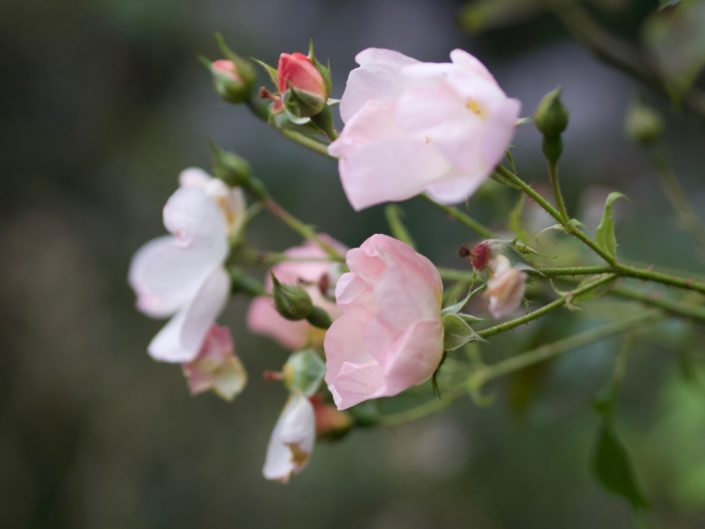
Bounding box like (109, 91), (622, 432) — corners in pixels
(379, 310), (661, 427)
(549, 162), (570, 225)
(470, 310), (662, 388)
(477, 274), (618, 338)
(496, 165), (618, 265)
(495, 165), (705, 295)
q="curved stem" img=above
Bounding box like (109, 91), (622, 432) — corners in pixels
(262, 197), (344, 262)
(472, 310), (662, 387)
(496, 165), (618, 265)
(280, 129), (331, 157)
(477, 274), (618, 339)
(421, 194), (494, 239)
(376, 385), (468, 427)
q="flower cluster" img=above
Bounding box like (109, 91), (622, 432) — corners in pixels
(130, 45), (527, 482)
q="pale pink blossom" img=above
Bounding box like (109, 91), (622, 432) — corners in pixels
(324, 234), (444, 410)
(328, 48), (521, 210)
(181, 325), (247, 401)
(247, 237), (346, 350)
(484, 255), (526, 319)
(128, 168), (245, 362)
(263, 392), (316, 483)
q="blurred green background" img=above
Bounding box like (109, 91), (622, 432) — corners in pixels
(2, 0), (705, 527)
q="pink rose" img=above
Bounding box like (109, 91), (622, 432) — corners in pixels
(324, 234), (444, 410)
(484, 255), (526, 319)
(328, 48), (521, 210)
(247, 237), (346, 350)
(181, 325), (247, 401)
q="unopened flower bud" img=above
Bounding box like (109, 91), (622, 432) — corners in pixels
(272, 274), (313, 321)
(624, 100), (663, 147)
(468, 241), (492, 271)
(282, 349), (325, 396)
(311, 397), (353, 441)
(210, 141), (252, 187)
(210, 60), (252, 104)
(534, 88), (569, 139)
(277, 52), (328, 118)
(484, 255), (526, 319)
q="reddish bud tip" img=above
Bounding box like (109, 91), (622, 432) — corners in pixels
(212, 60), (240, 81)
(470, 242), (492, 271)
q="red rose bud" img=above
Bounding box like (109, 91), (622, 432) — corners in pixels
(277, 52), (328, 118)
(470, 242), (492, 271)
(211, 59), (253, 104)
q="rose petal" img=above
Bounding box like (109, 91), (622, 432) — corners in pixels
(263, 392), (316, 483)
(148, 266), (230, 363)
(339, 48), (419, 123)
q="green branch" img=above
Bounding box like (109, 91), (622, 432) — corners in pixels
(477, 274), (617, 339)
(471, 310), (662, 388)
(421, 194), (494, 239)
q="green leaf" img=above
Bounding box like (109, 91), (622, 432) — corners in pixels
(509, 194), (530, 243)
(442, 285), (484, 316)
(442, 313), (485, 352)
(592, 417), (649, 510)
(594, 192), (627, 258)
(384, 205), (416, 248)
(643, 1), (705, 100)
(252, 58), (279, 87)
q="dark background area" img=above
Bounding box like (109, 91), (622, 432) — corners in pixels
(2, 0), (705, 528)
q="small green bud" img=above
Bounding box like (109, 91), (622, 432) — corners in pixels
(210, 141), (252, 187)
(542, 135), (564, 166)
(306, 305), (332, 329)
(210, 59), (254, 104)
(624, 100), (663, 146)
(534, 87), (569, 139)
(282, 349), (325, 396)
(211, 34), (257, 104)
(272, 274), (313, 320)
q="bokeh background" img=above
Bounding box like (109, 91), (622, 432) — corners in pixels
(2, 0), (705, 527)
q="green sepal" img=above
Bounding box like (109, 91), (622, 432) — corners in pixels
(252, 57), (279, 87)
(442, 313), (485, 352)
(283, 349), (326, 397)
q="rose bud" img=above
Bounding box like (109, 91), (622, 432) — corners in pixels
(324, 234), (444, 410)
(247, 237), (346, 350)
(277, 52), (328, 118)
(271, 274), (314, 321)
(624, 100), (663, 147)
(210, 59), (254, 104)
(483, 255), (527, 319)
